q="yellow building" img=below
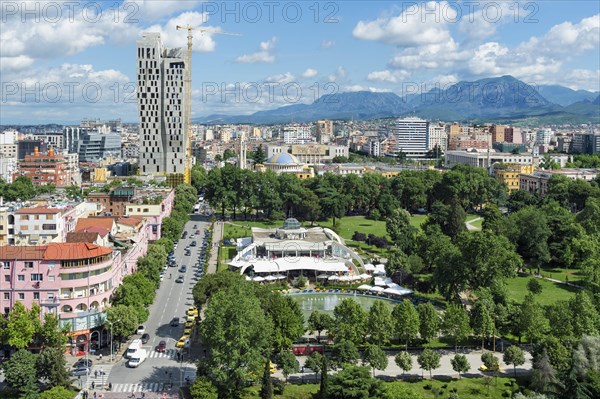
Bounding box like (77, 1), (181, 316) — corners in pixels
(92, 167), (108, 183)
(495, 164), (534, 192)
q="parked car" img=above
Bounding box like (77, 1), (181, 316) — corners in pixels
(73, 359), (93, 368)
(190, 241), (197, 247)
(71, 367), (90, 376)
(176, 336), (189, 348)
(175, 276), (184, 283)
(170, 317), (180, 327)
(136, 325), (145, 335)
(179, 265), (187, 273)
(156, 340), (167, 352)
(141, 333), (150, 344)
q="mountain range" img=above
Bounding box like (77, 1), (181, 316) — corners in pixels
(193, 75), (600, 125)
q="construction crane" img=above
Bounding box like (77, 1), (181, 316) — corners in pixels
(176, 25), (240, 185)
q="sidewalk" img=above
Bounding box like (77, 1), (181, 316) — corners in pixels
(205, 221), (223, 275)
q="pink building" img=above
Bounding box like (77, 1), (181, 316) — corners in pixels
(124, 188), (175, 241)
(0, 216), (149, 354)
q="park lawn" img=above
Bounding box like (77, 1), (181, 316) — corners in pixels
(244, 377), (520, 399)
(318, 215), (428, 241)
(504, 275), (578, 305)
(539, 267), (585, 284)
(216, 245), (236, 272)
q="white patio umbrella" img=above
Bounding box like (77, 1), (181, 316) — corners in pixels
(316, 274), (330, 279)
(273, 274), (286, 280)
(359, 273), (372, 280)
(328, 275), (340, 281)
(253, 276), (265, 282)
(369, 286), (385, 293)
(339, 275), (351, 283)
(357, 284), (372, 290)
(264, 275), (277, 282)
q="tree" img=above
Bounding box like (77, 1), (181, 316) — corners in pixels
(367, 301), (394, 346)
(577, 197), (600, 235)
(383, 384), (423, 399)
(417, 349), (441, 379)
(40, 386), (76, 399)
(105, 305), (139, 339)
(481, 352), (499, 370)
(278, 350), (299, 383)
(260, 357), (273, 399)
(569, 292), (600, 338)
(470, 301), (494, 352)
(531, 349), (558, 395)
(326, 366), (385, 399)
(37, 347), (70, 388)
(450, 354), (470, 379)
(331, 339), (360, 369)
(386, 208), (417, 253)
(362, 345), (388, 377)
(253, 145), (267, 166)
(37, 313), (68, 349)
(1, 349), (38, 392)
(504, 346), (526, 377)
(304, 352), (325, 381)
(259, 292), (304, 353)
(441, 303), (471, 352)
(308, 311), (333, 343)
(518, 294), (549, 343)
(332, 299), (367, 345)
(199, 281), (273, 399)
(395, 351), (413, 377)
(505, 206), (551, 267)
(5, 302), (40, 349)
(424, 200), (467, 237)
(527, 278), (543, 295)
(392, 299), (419, 350)
(189, 377), (218, 399)
(417, 302), (440, 344)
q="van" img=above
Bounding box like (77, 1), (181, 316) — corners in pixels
(125, 339), (142, 359)
(127, 349), (148, 368)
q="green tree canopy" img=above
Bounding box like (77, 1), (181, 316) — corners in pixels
(417, 349), (441, 379)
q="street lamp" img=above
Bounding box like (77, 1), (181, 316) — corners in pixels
(105, 319), (120, 363)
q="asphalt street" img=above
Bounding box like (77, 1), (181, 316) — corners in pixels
(105, 214), (211, 393)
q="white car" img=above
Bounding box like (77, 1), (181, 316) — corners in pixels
(136, 325), (145, 335)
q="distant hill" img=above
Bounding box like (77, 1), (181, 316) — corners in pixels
(537, 85), (599, 106)
(192, 75), (600, 125)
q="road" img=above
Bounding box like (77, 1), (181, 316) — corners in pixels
(103, 213), (211, 394)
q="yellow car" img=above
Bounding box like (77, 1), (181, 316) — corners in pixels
(176, 336), (189, 348)
(185, 320), (194, 329)
(270, 361), (276, 374)
(479, 364), (502, 372)
(186, 314), (197, 323)
(187, 307), (198, 317)
(183, 327), (192, 336)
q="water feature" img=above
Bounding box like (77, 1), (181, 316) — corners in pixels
(288, 292), (400, 323)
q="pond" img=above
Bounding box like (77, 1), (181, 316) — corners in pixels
(288, 292), (400, 323)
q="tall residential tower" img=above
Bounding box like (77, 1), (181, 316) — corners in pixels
(136, 33), (188, 186)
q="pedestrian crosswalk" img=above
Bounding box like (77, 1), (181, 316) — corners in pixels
(147, 350), (177, 359)
(110, 383), (173, 393)
(87, 365), (114, 390)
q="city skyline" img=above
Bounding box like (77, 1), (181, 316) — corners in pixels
(1, 1), (599, 123)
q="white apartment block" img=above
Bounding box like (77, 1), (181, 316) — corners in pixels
(283, 126), (312, 144)
(137, 32), (188, 177)
(427, 123), (448, 152)
(445, 150), (539, 170)
(394, 117), (429, 158)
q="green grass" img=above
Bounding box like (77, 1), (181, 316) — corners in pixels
(217, 245), (237, 273)
(504, 274), (578, 305)
(243, 377), (521, 399)
(539, 267), (585, 284)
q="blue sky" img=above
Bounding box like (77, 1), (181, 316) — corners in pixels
(1, 1), (599, 123)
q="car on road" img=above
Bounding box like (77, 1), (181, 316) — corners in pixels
(187, 307), (198, 317)
(170, 317), (180, 327)
(160, 272), (165, 281)
(193, 224), (197, 229)
(136, 325), (145, 335)
(156, 340), (167, 352)
(70, 367), (90, 376)
(176, 336), (189, 348)
(179, 265), (187, 273)
(190, 241), (196, 247)
(479, 364), (502, 372)
(190, 234), (195, 239)
(73, 359), (93, 368)
(184, 250), (191, 256)
(186, 314), (196, 323)
(183, 327), (192, 336)
(185, 320), (194, 328)
(195, 230), (200, 234)
(141, 333), (150, 344)
(175, 276), (184, 283)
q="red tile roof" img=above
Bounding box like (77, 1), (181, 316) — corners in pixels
(75, 218), (115, 233)
(117, 216), (143, 226)
(66, 232), (100, 243)
(44, 243), (113, 260)
(15, 207), (61, 214)
(0, 246), (47, 260)
(0, 243), (113, 261)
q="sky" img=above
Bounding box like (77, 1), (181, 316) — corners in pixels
(0, 0), (599, 124)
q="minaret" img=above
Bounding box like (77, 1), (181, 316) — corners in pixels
(238, 132), (247, 170)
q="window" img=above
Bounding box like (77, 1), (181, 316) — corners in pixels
(33, 292), (40, 300)
(17, 275), (25, 281)
(4, 275), (9, 282)
(25, 261), (34, 268)
(18, 293), (24, 300)
(3, 293), (8, 300)
(46, 215), (53, 220)
(48, 293), (54, 299)
(31, 274), (43, 281)
(48, 275), (55, 282)
(2, 261), (9, 269)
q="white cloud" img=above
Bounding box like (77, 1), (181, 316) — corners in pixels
(388, 38), (470, 71)
(321, 40), (335, 48)
(327, 66), (346, 82)
(301, 68), (318, 78)
(352, 1), (455, 47)
(264, 72), (295, 84)
(145, 12), (221, 52)
(0, 55), (35, 72)
(235, 37), (277, 64)
(560, 69), (600, 90)
(123, 0), (202, 19)
(458, 2), (526, 40)
(366, 69), (410, 83)
(344, 85), (391, 93)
